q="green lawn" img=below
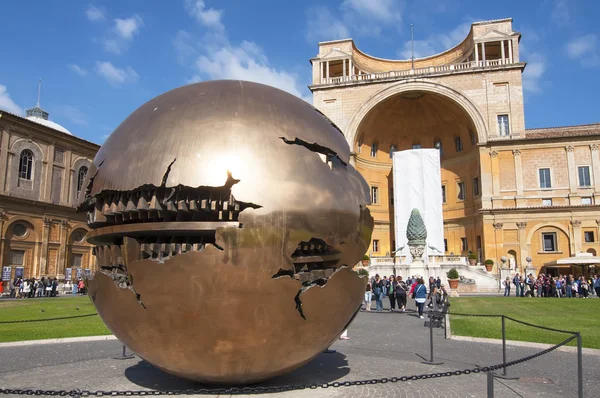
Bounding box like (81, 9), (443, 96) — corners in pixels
(450, 297), (599, 349)
(0, 297), (110, 342)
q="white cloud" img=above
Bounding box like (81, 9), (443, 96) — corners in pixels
(306, 0), (402, 43)
(95, 61), (139, 86)
(522, 53), (547, 93)
(54, 105), (88, 126)
(551, 0), (570, 26)
(0, 84), (22, 115)
(565, 34), (599, 67)
(397, 21), (471, 59)
(114, 15), (143, 39)
(185, 0), (224, 32)
(305, 7), (350, 43)
(68, 64), (88, 76)
(102, 15), (143, 54)
(180, 3), (309, 102)
(85, 5), (106, 21)
(341, 0), (401, 24)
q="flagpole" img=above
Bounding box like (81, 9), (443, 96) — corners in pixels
(411, 24), (414, 69)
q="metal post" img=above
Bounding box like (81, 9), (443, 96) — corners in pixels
(113, 344), (135, 360)
(495, 316), (518, 380)
(421, 312), (443, 365)
(487, 371), (494, 398)
(577, 333), (583, 398)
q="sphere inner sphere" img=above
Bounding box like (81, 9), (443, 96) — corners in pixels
(79, 80), (373, 384)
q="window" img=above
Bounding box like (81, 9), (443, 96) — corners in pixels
(455, 136), (463, 152)
(470, 129), (477, 145)
(542, 232), (557, 252)
(9, 250), (25, 265)
(585, 231), (595, 243)
(441, 185), (446, 203)
(497, 114), (510, 136)
(457, 182), (465, 201)
(18, 150), (33, 180)
(370, 142), (377, 157)
(389, 145), (397, 159)
(542, 198), (552, 206)
(72, 254), (83, 268)
(357, 136), (363, 153)
(539, 168), (552, 188)
(476, 235), (482, 250)
(390, 188), (394, 205)
(72, 230), (86, 243)
(444, 239), (448, 252)
(370, 186), (379, 204)
(473, 177), (480, 196)
(392, 240), (395, 251)
(461, 237), (468, 251)
(434, 139), (442, 155)
(578, 166), (591, 187)
(412, 143), (421, 149)
(582, 197), (593, 205)
(77, 166), (88, 195)
(12, 223), (27, 237)
(372, 240), (379, 253)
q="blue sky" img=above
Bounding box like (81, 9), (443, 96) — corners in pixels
(0, 0), (598, 144)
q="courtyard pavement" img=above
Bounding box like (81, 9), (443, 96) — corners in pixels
(0, 300), (597, 397)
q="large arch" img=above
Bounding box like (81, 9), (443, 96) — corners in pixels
(526, 222), (570, 246)
(345, 80), (489, 149)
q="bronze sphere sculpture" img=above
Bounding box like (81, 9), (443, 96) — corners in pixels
(78, 80), (373, 384)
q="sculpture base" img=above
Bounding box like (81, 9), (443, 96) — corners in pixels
(449, 288), (459, 297)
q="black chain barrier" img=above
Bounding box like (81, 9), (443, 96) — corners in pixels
(0, 313), (98, 324)
(0, 332), (578, 396)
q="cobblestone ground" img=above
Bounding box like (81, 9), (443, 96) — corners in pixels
(0, 300), (597, 397)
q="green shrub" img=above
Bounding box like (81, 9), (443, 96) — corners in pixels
(447, 268), (460, 279)
(468, 253), (477, 260)
(484, 259), (494, 265)
(362, 254), (369, 261)
(357, 268), (369, 277)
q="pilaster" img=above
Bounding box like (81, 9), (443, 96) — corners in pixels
(590, 144), (600, 202)
(571, 220), (582, 254)
(490, 150), (500, 206)
(516, 222), (527, 273)
(493, 222), (504, 263)
(0, 129), (9, 193)
(40, 217), (51, 275)
(57, 220), (69, 277)
(565, 146), (577, 196)
(0, 212), (6, 274)
(513, 149), (525, 206)
(41, 144), (54, 202)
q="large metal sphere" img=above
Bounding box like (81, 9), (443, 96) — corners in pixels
(79, 80), (373, 384)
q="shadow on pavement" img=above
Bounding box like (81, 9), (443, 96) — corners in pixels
(124, 351), (350, 390)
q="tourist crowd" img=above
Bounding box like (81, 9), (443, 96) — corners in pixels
(502, 273), (600, 298)
(364, 275), (448, 319)
(5, 277), (87, 298)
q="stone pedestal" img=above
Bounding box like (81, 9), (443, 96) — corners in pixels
(500, 266), (513, 282)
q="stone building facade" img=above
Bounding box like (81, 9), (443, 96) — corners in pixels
(309, 18), (600, 275)
(0, 104), (99, 289)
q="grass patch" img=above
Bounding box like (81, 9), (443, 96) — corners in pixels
(0, 297), (110, 342)
(449, 297), (599, 349)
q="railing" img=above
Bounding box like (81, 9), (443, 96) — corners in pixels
(369, 255), (468, 266)
(320, 59), (515, 86)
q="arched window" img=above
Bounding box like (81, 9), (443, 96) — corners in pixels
(19, 150), (34, 180)
(77, 166), (88, 195)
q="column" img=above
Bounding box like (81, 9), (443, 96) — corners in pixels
(479, 147), (493, 208)
(571, 220), (582, 254)
(513, 149), (524, 198)
(325, 61), (330, 83)
(493, 222), (504, 265)
(57, 220), (69, 277)
(596, 220), (600, 254)
(516, 222), (527, 272)
(348, 58), (353, 78)
(481, 42), (486, 65)
(565, 145), (577, 196)
(342, 59), (346, 78)
(501, 40), (506, 64)
(475, 42), (479, 63)
(590, 145), (600, 202)
(508, 39), (513, 63)
(0, 129), (9, 193)
(320, 62), (324, 84)
(39, 217), (51, 276)
(490, 150), (500, 201)
(0, 212), (5, 282)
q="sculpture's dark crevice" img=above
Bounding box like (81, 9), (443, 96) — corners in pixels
(77, 159), (105, 213)
(271, 268), (294, 279)
(161, 158), (177, 188)
(99, 268), (146, 310)
(100, 264), (126, 272)
(79, 171), (262, 229)
(294, 290), (306, 320)
(279, 137), (347, 167)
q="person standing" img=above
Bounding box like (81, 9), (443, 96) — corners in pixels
(503, 277), (511, 297)
(513, 273), (520, 297)
(593, 275), (600, 298)
(387, 275), (397, 311)
(395, 276), (408, 312)
(372, 274), (384, 311)
(413, 278), (427, 319)
(364, 280), (372, 311)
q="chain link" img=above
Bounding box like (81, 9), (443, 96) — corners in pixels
(0, 332), (578, 397)
(0, 314), (98, 324)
